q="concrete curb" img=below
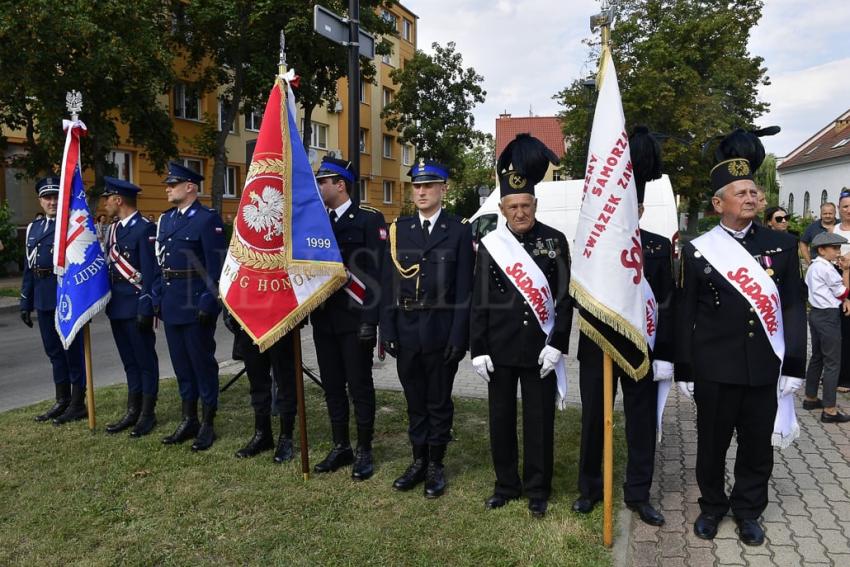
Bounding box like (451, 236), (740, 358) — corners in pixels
(0, 298), (20, 313)
(613, 506), (633, 567)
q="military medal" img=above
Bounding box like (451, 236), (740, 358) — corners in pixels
(766, 268), (775, 276)
(704, 266), (712, 274)
(548, 250), (556, 258)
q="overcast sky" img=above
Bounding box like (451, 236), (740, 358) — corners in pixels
(407, 0), (850, 158)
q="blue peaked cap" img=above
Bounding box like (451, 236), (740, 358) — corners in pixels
(35, 176), (60, 197)
(408, 159), (449, 184)
(315, 156), (355, 184)
(163, 161), (204, 184)
(102, 176), (142, 198)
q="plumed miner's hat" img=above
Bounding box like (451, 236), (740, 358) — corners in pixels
(497, 133), (559, 198)
(708, 126), (780, 192)
(629, 126), (663, 205)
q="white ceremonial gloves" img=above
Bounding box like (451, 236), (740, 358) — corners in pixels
(652, 360), (674, 382)
(472, 355), (494, 383)
(538, 345), (562, 378)
(778, 375), (804, 398)
(678, 381), (694, 400)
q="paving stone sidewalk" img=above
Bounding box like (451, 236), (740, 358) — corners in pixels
(627, 388), (850, 567)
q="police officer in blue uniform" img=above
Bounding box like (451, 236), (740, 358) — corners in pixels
(20, 177), (87, 424)
(380, 160), (474, 498)
(311, 157), (387, 481)
(156, 162), (226, 451)
(574, 128), (672, 526)
(101, 177), (161, 437)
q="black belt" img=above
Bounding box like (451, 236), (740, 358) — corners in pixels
(110, 271), (137, 284)
(33, 268), (53, 278)
(162, 268), (201, 280)
(398, 297), (429, 311)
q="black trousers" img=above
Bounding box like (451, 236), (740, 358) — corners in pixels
(313, 327), (376, 429)
(695, 381), (777, 519)
(839, 314), (850, 389)
(488, 365), (556, 500)
(397, 348), (457, 446)
(242, 334), (296, 418)
(577, 337), (658, 504)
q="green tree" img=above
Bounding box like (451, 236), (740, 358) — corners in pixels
(382, 41), (486, 174)
(0, 0), (178, 196)
(445, 133), (495, 218)
(178, 0), (397, 212)
(754, 153), (778, 205)
(555, 0), (769, 232)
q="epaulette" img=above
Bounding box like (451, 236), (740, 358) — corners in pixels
(460, 217), (469, 224)
(359, 204), (381, 214)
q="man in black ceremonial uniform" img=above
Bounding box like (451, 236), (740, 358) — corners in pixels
(381, 159), (474, 498)
(677, 127), (806, 546)
(470, 134), (572, 519)
(574, 128), (672, 526)
(311, 157), (387, 481)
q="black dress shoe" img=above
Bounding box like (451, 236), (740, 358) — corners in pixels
(235, 429), (274, 458)
(35, 383), (71, 422)
(735, 518), (765, 546)
(392, 458), (428, 491)
(529, 498), (548, 518)
(485, 494), (516, 510)
(821, 411), (850, 423)
(694, 513), (722, 540)
(351, 447), (374, 481)
(53, 384), (87, 426)
(627, 502), (665, 526)
(161, 417), (200, 444)
(572, 497), (600, 514)
(424, 462), (446, 498)
(314, 444), (354, 473)
(273, 436), (294, 463)
(191, 405), (217, 452)
(802, 398), (823, 410)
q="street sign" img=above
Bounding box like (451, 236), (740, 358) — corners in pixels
(313, 4), (375, 59)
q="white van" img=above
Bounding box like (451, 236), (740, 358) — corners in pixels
(469, 174), (680, 256)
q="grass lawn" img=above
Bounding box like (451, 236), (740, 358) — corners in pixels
(0, 377), (626, 566)
(0, 287), (19, 298)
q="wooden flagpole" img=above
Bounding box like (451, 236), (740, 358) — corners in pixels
(84, 323), (95, 431)
(603, 351), (614, 547)
(293, 328), (310, 480)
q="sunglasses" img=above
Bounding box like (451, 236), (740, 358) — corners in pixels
(772, 215), (788, 223)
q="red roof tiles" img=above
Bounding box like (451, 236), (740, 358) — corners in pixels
(495, 116), (566, 160)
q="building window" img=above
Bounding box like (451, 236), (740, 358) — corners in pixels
(821, 190), (828, 206)
(383, 180), (394, 204)
(787, 193), (795, 215)
(245, 108), (262, 131)
(382, 135), (394, 159)
(553, 169), (567, 181)
(359, 179), (368, 202)
(310, 122), (328, 149)
(402, 144), (412, 166)
(803, 191), (811, 217)
(381, 9), (398, 30)
(359, 129), (369, 153)
(382, 88), (393, 108)
(107, 151), (132, 181)
(402, 19), (412, 41)
(179, 158), (204, 193)
(224, 166), (238, 198)
(173, 83), (201, 120)
(360, 81), (367, 103)
(218, 99), (235, 133)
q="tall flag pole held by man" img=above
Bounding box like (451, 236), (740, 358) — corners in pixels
(53, 91), (112, 430)
(220, 32), (348, 478)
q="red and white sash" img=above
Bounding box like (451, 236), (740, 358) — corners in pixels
(344, 270), (366, 305)
(482, 226), (568, 408)
(107, 223), (142, 290)
(691, 225), (785, 365)
(643, 279), (657, 352)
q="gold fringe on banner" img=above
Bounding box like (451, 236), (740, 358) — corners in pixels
(570, 279), (650, 381)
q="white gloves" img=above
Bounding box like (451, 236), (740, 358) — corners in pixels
(778, 375), (804, 398)
(678, 381), (694, 399)
(538, 345), (562, 378)
(652, 360), (674, 382)
(472, 355), (494, 383)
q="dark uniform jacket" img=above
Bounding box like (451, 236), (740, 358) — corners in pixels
(311, 202), (387, 334)
(470, 221), (573, 368)
(155, 200), (226, 325)
(676, 223), (806, 386)
(380, 210), (474, 354)
(20, 217), (58, 312)
(639, 228), (675, 362)
(105, 213), (160, 320)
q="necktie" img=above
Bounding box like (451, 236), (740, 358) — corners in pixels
(422, 219), (431, 241)
(329, 209), (337, 222)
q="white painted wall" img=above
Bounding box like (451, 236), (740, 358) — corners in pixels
(777, 156), (850, 218)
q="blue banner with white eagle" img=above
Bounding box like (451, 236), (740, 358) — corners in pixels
(53, 119), (111, 348)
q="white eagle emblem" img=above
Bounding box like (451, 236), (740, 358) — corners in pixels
(242, 185), (284, 241)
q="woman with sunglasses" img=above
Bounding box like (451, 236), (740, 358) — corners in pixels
(764, 206), (790, 231)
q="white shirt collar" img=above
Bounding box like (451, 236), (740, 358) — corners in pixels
(719, 220), (753, 238)
(120, 211), (138, 227)
(332, 199), (352, 220)
(418, 208), (442, 231)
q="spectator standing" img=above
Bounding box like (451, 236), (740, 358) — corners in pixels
(800, 202), (837, 265)
(764, 207), (790, 232)
(833, 192), (850, 392)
